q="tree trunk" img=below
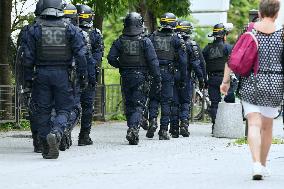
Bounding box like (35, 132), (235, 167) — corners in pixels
(93, 14), (103, 32)
(0, 1), (13, 120)
(137, 0), (157, 33)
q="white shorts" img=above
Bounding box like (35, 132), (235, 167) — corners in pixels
(242, 101), (279, 119)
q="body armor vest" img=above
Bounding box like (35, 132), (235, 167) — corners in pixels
(119, 35), (146, 68)
(36, 19), (72, 65)
(206, 42), (227, 72)
(153, 31), (175, 61)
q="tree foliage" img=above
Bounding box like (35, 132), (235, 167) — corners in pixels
(143, 0), (190, 18)
(72, 0), (190, 18)
(71, 0), (190, 32)
(71, 0), (129, 31)
(227, 0), (259, 43)
(136, 0), (190, 33)
(11, 0), (35, 32)
(72, 0), (128, 17)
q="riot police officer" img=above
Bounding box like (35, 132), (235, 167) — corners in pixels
(202, 23), (235, 134)
(63, 3), (78, 25)
(76, 4), (104, 146)
(58, 3), (80, 151)
(107, 12), (161, 145)
(147, 13), (187, 140)
(170, 20), (205, 138)
(17, 0), (44, 153)
(23, 0), (88, 159)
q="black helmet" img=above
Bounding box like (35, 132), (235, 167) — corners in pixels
(209, 23), (226, 38)
(35, 0), (44, 16)
(41, 0), (64, 17)
(64, 4), (77, 19)
(76, 4), (93, 28)
(160, 13), (177, 29)
(176, 20), (193, 34)
(123, 12), (144, 36)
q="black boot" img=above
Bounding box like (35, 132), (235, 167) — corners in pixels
(41, 139), (49, 158)
(140, 117), (149, 130)
(126, 127), (139, 145)
(78, 130), (93, 146)
(169, 124), (179, 138)
(211, 123), (215, 135)
(59, 129), (72, 151)
(43, 131), (61, 159)
(67, 130), (72, 146)
(158, 129), (170, 140)
(32, 133), (43, 153)
(180, 119), (190, 137)
(146, 118), (158, 138)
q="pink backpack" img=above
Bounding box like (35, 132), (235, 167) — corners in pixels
(228, 23), (259, 77)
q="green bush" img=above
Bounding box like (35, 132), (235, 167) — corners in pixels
(0, 120), (30, 131)
(108, 113), (126, 121)
(102, 15), (124, 85)
(234, 137), (284, 145)
(0, 122), (15, 131)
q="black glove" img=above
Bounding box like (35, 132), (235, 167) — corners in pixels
(88, 82), (96, 90)
(79, 75), (88, 91)
(88, 76), (97, 89)
(204, 80), (208, 89)
(198, 79), (204, 89)
(23, 80), (32, 94)
(152, 81), (162, 95)
(178, 81), (186, 89)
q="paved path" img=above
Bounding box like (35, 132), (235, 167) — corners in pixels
(0, 119), (284, 189)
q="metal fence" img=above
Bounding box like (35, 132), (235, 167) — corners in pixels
(1, 68), (212, 126)
(93, 84), (124, 119)
(93, 68), (124, 119)
(0, 85), (16, 123)
(0, 68), (124, 124)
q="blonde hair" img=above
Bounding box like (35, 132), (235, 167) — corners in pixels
(259, 0), (280, 18)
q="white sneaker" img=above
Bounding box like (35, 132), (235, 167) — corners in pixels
(262, 166), (271, 177)
(252, 162), (263, 180)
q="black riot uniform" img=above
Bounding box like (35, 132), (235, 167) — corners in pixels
(203, 23), (236, 133)
(147, 13), (187, 140)
(23, 0), (88, 159)
(170, 20), (205, 138)
(16, 0), (44, 153)
(76, 4), (104, 146)
(108, 12), (161, 145)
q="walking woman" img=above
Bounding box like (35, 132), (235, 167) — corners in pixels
(221, 0), (284, 180)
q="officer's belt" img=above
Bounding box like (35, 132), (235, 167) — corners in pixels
(35, 65), (70, 69)
(120, 67), (148, 73)
(159, 64), (173, 70)
(120, 67), (147, 70)
(208, 72), (224, 77)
